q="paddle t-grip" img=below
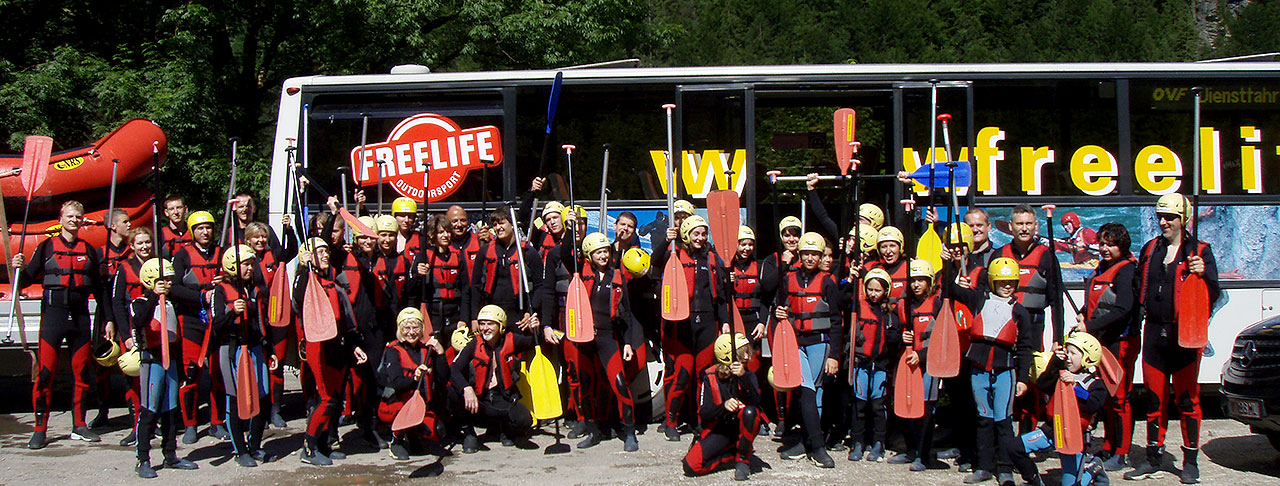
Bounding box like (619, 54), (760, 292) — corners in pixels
(562, 144), (575, 155)
(662, 103), (676, 113)
(900, 198), (916, 212)
(1040, 204), (1056, 218)
(937, 113), (952, 123)
(766, 170), (780, 184)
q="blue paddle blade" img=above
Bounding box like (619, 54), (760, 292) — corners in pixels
(545, 71), (564, 133)
(909, 160), (971, 189)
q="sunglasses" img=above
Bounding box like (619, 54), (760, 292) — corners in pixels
(1157, 213), (1181, 222)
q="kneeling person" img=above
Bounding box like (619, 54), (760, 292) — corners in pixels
(449, 305), (536, 453)
(377, 308), (448, 460)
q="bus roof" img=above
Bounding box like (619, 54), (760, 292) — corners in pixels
(285, 62), (1280, 90)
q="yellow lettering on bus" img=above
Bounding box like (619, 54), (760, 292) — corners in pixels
(1241, 126), (1262, 193)
(1019, 146), (1054, 195)
(1134, 145), (1182, 195)
(1199, 127), (1221, 194)
(974, 127), (1005, 195)
(649, 149), (747, 198)
(1069, 146), (1117, 196)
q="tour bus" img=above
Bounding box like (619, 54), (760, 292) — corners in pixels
(268, 62), (1280, 392)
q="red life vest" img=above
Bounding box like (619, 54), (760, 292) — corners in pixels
(997, 243), (1052, 310)
(216, 280), (262, 338)
(41, 235), (96, 289)
(399, 232), (422, 263)
(969, 297), (1019, 347)
(373, 252), (410, 308)
(454, 232), (482, 279)
(383, 341), (432, 403)
(1085, 256), (1136, 321)
(677, 247), (723, 300)
(101, 240), (132, 280)
(468, 334), (519, 394)
(583, 268), (624, 320)
(481, 240), (526, 298)
(338, 253), (364, 304)
(425, 247), (463, 300)
(536, 231), (559, 262)
(178, 244), (221, 290)
(120, 259), (146, 301)
(867, 259), (909, 301)
(898, 293), (940, 352)
(1138, 237), (1210, 308)
(732, 260), (761, 312)
(142, 298), (179, 347)
(160, 225), (192, 257)
(785, 270), (834, 332)
(855, 298), (890, 358)
(306, 270), (345, 341)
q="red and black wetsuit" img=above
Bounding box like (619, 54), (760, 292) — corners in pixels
(170, 242), (224, 429)
(250, 229), (297, 416)
(211, 277), (270, 456)
(662, 245), (731, 431)
(681, 367), (764, 476)
(579, 266), (645, 432)
(472, 237), (544, 328)
(448, 330), (536, 440)
(1137, 232), (1219, 452)
(19, 233), (103, 433)
(110, 256), (148, 435)
(376, 340), (448, 440)
(1082, 253), (1140, 459)
(293, 264), (363, 458)
(409, 245), (472, 338)
(93, 236), (133, 420)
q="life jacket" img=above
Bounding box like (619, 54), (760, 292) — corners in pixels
(399, 232), (422, 263)
(468, 334), (520, 394)
(998, 243), (1052, 310)
(1085, 256), (1136, 322)
(120, 259), (147, 301)
(583, 268), (624, 321)
(867, 258), (909, 301)
(178, 244), (221, 290)
(425, 247), (463, 300)
(216, 280), (263, 341)
(785, 270), (834, 332)
(338, 252), (364, 304)
(1048, 372), (1101, 430)
(855, 299), (891, 358)
(899, 293), (940, 352)
(677, 247), (723, 301)
(382, 341), (431, 403)
(140, 296), (179, 348)
(41, 235), (96, 289)
(536, 230), (560, 262)
(969, 296), (1019, 347)
(732, 259), (762, 314)
(700, 367), (732, 407)
(101, 239), (132, 281)
(481, 240), (526, 298)
(1138, 237), (1210, 308)
(373, 251), (410, 308)
(160, 225), (192, 257)
(963, 262), (985, 290)
(258, 248), (282, 282)
(453, 232), (482, 278)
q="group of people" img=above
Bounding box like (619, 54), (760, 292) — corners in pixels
(15, 170), (1219, 484)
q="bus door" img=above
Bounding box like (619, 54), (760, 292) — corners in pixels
(672, 84), (753, 249)
(893, 81), (976, 252)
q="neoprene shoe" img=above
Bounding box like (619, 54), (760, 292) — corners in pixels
(848, 442), (865, 461)
(301, 449), (332, 466)
(28, 431), (46, 450)
(1180, 447), (1199, 484)
(89, 409), (109, 429)
(136, 461), (158, 479)
(209, 424), (230, 441)
(866, 441), (885, 462)
(734, 462), (750, 481)
(1123, 460), (1163, 480)
(664, 425), (681, 442)
(997, 471), (1016, 486)
(962, 470), (994, 483)
(182, 426), (198, 444)
(71, 426), (101, 442)
(809, 447), (836, 468)
(390, 442), (410, 460)
(163, 457), (198, 470)
(1103, 453), (1128, 471)
(623, 430), (639, 452)
(888, 452), (913, 464)
(462, 434), (479, 454)
(235, 453), (258, 468)
(119, 430), (137, 447)
(568, 420), (588, 439)
(576, 432), (601, 449)
(779, 442), (806, 460)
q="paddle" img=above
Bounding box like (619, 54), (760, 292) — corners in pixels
(418, 143), (435, 338)
(706, 189), (739, 258)
(927, 299), (963, 379)
(906, 161), (972, 190)
(1053, 378), (1084, 455)
(893, 349), (925, 419)
(5, 135), (52, 377)
(833, 108), (857, 176)
(392, 349), (429, 432)
(296, 171), (376, 238)
(527, 345), (563, 420)
(151, 141), (172, 370)
(598, 144), (610, 232)
(770, 318), (803, 389)
(1178, 87), (1210, 349)
(527, 71), (565, 232)
(219, 137), (239, 247)
(660, 103), (690, 321)
(561, 145), (594, 343)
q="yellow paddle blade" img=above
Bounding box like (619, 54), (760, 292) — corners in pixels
(917, 226), (944, 275)
(528, 346), (564, 420)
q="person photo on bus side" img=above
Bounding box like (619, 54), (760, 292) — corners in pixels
(1123, 194), (1219, 484)
(376, 307), (447, 460)
(944, 256), (1035, 485)
(1072, 222), (1140, 472)
(609, 211), (642, 268)
(682, 333), (763, 481)
(15, 200), (106, 449)
(651, 198), (697, 269)
(130, 257), (198, 479)
(1059, 212), (1098, 264)
(774, 232), (842, 468)
(576, 232), (643, 451)
(1008, 332), (1111, 486)
(448, 305), (536, 454)
(211, 244), (275, 467)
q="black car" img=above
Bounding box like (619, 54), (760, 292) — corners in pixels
(1221, 315), (1280, 450)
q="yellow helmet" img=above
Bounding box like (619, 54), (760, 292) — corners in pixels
(714, 332), (751, 365)
(738, 225), (756, 242)
(397, 307), (424, 327)
(778, 216), (802, 236)
(622, 248), (651, 277)
(582, 232), (610, 255)
(186, 210), (215, 230)
(139, 258), (174, 290)
(947, 222), (975, 250)
(349, 216), (376, 238)
(94, 340), (121, 367)
(1029, 350), (1053, 381)
(375, 215), (398, 234)
(542, 201), (566, 218)
(680, 215), (709, 244)
(392, 197), (418, 214)
(767, 366), (797, 391)
(859, 203), (885, 230)
(988, 257), (1020, 283)
(798, 232), (826, 253)
(864, 267), (892, 287)
(304, 237), (329, 253)
(477, 304), (508, 330)
(877, 226), (904, 247)
(221, 244), (256, 276)
(908, 259), (935, 282)
(848, 223), (879, 253)
(674, 199), (696, 216)
(561, 204), (587, 223)
(118, 347), (141, 377)
(1065, 332), (1104, 369)
(1155, 193), (1191, 223)
(451, 325), (473, 351)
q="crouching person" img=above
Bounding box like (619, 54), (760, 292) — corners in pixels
(378, 307), (448, 460)
(449, 305), (535, 453)
(683, 333), (763, 481)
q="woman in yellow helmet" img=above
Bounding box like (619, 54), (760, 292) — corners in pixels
(376, 307), (446, 460)
(210, 244), (272, 467)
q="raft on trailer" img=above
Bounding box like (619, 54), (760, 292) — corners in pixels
(0, 119), (166, 199)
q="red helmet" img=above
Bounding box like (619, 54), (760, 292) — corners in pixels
(1062, 212), (1080, 228)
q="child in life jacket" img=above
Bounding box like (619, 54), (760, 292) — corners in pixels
(682, 333), (763, 481)
(891, 259), (947, 471)
(1009, 332), (1111, 486)
(848, 268), (901, 462)
(376, 307), (447, 460)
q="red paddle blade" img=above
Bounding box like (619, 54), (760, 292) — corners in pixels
(1177, 274), (1211, 348)
(1098, 346), (1122, 397)
(833, 108), (856, 175)
(21, 135), (53, 197)
(267, 269), (292, 327)
(1053, 379), (1084, 454)
(706, 189), (740, 251)
(337, 208), (375, 238)
(565, 274), (595, 343)
(392, 390), (427, 431)
(236, 345), (258, 420)
(302, 272), (338, 342)
(729, 306), (747, 336)
(927, 299), (962, 378)
(771, 319), (803, 389)
(894, 351), (925, 419)
(158, 295), (170, 370)
(660, 254), (690, 321)
(418, 302), (435, 338)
